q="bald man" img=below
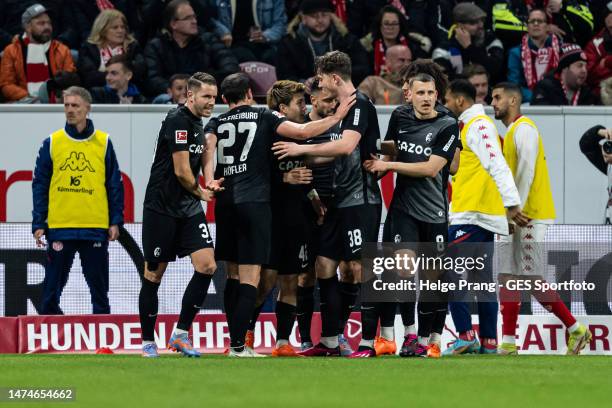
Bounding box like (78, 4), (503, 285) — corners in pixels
(358, 45), (412, 105)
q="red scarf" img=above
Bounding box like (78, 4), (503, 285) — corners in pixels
(373, 36), (409, 76)
(521, 34), (560, 89)
(559, 73), (581, 105)
(96, 0), (115, 11)
(330, 0), (347, 22)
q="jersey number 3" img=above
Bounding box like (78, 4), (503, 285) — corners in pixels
(217, 122), (257, 164)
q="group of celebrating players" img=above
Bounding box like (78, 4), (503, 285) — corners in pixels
(137, 51), (593, 358)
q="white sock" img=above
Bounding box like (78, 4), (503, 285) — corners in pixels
(142, 340), (156, 346)
(418, 336), (429, 346)
(568, 322), (580, 333)
(404, 325), (416, 336)
(502, 335), (516, 345)
(381, 326), (394, 341)
(359, 339), (374, 348)
(429, 332), (441, 345)
(276, 339), (288, 347)
(321, 336), (338, 348)
(174, 328), (188, 336)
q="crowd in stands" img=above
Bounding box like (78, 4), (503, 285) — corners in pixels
(0, 0), (610, 105)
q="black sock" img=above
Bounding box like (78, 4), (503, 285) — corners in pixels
(139, 278), (160, 341)
(318, 276), (341, 338)
(361, 301), (378, 341)
(338, 282), (360, 334)
(378, 302), (397, 328)
(400, 301), (416, 327)
(432, 302), (448, 335)
(248, 303), (265, 331)
(275, 301), (296, 341)
(224, 278), (240, 330)
(229, 284), (258, 350)
(417, 296), (436, 338)
(296, 285), (314, 343)
(177, 272), (212, 331)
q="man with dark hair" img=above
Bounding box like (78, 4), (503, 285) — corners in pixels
(442, 79), (523, 356)
(531, 43), (598, 105)
(492, 81), (592, 355)
(139, 72), (223, 358)
(90, 54), (147, 104)
(143, 0), (239, 98)
(364, 73), (460, 358)
(463, 63), (490, 105)
(277, 0), (370, 85)
(204, 72), (354, 357)
(273, 50), (383, 358)
(242, 80), (314, 357)
(296, 80), (343, 350)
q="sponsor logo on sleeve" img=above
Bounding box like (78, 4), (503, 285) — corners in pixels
(175, 130), (188, 144)
(442, 134), (456, 152)
(353, 108), (361, 126)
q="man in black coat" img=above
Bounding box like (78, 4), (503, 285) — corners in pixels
(143, 0), (239, 98)
(277, 0), (370, 85)
(531, 43), (598, 105)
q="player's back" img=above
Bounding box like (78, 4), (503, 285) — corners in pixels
(209, 105), (286, 205)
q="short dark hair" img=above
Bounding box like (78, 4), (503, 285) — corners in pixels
(187, 72), (216, 91)
(169, 73), (190, 87)
(400, 59), (448, 97)
(267, 80), (305, 111)
(315, 51), (352, 81)
(447, 79), (476, 101)
(408, 73), (435, 89)
(463, 64), (488, 80)
(492, 81), (523, 102)
(164, 0), (190, 31)
(307, 78), (322, 95)
(220, 73), (251, 103)
(106, 54), (133, 72)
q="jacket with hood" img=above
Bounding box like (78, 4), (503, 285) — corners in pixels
(276, 14), (370, 85)
(584, 27), (612, 98)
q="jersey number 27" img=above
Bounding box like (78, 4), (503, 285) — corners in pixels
(217, 122), (257, 164)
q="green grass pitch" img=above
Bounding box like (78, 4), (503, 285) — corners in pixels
(1, 355), (610, 408)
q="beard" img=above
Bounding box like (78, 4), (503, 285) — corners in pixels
(31, 31), (51, 43)
(472, 31), (485, 47)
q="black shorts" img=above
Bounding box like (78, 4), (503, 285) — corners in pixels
(266, 221), (311, 275)
(318, 203), (381, 262)
(383, 208), (447, 253)
(142, 208), (213, 263)
(215, 201), (271, 265)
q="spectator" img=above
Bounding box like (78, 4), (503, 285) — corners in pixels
(579, 125), (612, 224)
(464, 63), (490, 105)
(277, 0), (369, 85)
(432, 2), (505, 83)
(489, 0), (529, 50)
(602, 77), (612, 105)
(391, 0), (446, 56)
(210, 0), (287, 64)
(546, 0), (594, 47)
(143, 0), (239, 99)
(0, 0), (69, 52)
(59, 0), (141, 50)
(585, 11), (612, 101)
(345, 0), (387, 38)
(507, 8), (561, 103)
(153, 73), (190, 104)
(90, 54), (147, 103)
(32, 86), (123, 314)
(358, 44), (412, 104)
(0, 4), (76, 103)
(360, 6), (411, 76)
(139, 0), (218, 45)
(77, 9), (147, 90)
(531, 43), (598, 105)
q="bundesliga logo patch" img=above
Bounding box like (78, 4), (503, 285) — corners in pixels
(175, 130), (188, 144)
